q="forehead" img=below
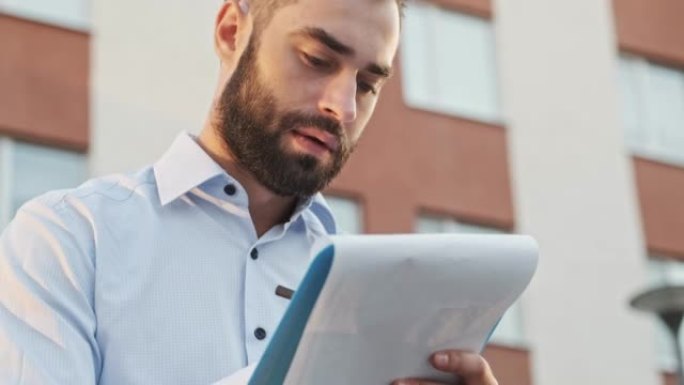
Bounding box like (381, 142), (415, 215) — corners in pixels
(265, 0), (401, 65)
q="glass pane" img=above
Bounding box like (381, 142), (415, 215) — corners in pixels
(400, 1), (435, 108)
(648, 64), (684, 158)
(401, 2), (501, 122)
(489, 301), (525, 346)
(620, 56), (684, 164)
(11, 141), (87, 215)
(618, 57), (647, 147)
(447, 221), (502, 234)
(416, 216), (448, 233)
(434, 10), (500, 121)
(0, 139), (9, 229)
(0, 0), (91, 29)
(324, 196), (363, 234)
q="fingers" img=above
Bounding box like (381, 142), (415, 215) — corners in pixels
(391, 380), (446, 385)
(430, 351), (497, 385)
(392, 351), (498, 385)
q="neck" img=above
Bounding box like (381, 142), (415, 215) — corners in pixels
(197, 121), (297, 238)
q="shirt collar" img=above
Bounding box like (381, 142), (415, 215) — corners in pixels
(153, 132), (337, 235)
(154, 132), (226, 206)
(303, 194), (337, 235)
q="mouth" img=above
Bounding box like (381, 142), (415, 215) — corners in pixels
(290, 127), (340, 153)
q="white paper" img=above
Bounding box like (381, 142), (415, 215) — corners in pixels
(283, 234), (538, 384)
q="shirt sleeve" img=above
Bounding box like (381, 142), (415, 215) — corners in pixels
(0, 197), (100, 384)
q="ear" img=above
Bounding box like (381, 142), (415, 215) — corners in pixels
(214, 0), (252, 66)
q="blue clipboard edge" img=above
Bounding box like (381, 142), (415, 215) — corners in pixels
(248, 244), (336, 385)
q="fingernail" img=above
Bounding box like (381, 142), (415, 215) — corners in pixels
(435, 352), (449, 366)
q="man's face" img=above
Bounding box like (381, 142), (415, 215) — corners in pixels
(218, 0), (400, 197)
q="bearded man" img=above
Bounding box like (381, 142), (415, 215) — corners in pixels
(0, 0), (498, 384)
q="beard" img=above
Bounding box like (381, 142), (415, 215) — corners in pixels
(217, 37), (353, 198)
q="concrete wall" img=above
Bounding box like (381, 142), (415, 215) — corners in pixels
(494, 0), (657, 384)
(90, 0), (220, 176)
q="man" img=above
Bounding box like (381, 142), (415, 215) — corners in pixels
(0, 0), (498, 384)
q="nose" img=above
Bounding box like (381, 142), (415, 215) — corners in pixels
(317, 72), (358, 124)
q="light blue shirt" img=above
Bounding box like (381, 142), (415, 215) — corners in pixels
(0, 132), (336, 385)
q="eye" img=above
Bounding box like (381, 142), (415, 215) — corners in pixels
(301, 52), (333, 70)
(357, 81), (378, 96)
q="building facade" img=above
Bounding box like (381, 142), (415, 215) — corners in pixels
(2, 0), (684, 384)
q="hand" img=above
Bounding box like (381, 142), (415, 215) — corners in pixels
(391, 350), (498, 385)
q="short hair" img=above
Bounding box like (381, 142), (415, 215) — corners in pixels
(230, 0), (406, 38)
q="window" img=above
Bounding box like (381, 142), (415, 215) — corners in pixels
(324, 196), (363, 234)
(0, 139), (12, 229)
(401, 1), (502, 123)
(0, 138), (87, 230)
(619, 56), (684, 165)
(0, 0), (91, 30)
(416, 215), (526, 346)
(647, 257), (684, 371)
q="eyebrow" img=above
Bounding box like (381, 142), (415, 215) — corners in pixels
(296, 27), (355, 56)
(366, 62), (393, 79)
(292, 26), (393, 79)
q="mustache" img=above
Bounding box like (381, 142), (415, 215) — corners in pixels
(278, 112), (344, 142)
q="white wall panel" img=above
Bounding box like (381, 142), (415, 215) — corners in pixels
(90, 0), (220, 176)
(494, 0), (657, 383)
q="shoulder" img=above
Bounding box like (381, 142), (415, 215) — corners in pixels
(8, 166), (159, 243)
(23, 166), (158, 215)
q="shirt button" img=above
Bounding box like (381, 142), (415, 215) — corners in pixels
(223, 184), (237, 196)
(250, 248), (259, 260)
(254, 327), (267, 340)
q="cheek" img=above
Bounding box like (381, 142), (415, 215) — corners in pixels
(345, 121), (366, 145)
(351, 100), (377, 138)
(265, 49), (316, 106)
(254, 45), (299, 104)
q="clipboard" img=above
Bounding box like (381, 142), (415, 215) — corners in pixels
(247, 234), (538, 385)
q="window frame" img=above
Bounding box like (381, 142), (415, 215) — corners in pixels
(0, 136), (88, 231)
(620, 55), (684, 167)
(0, 137), (15, 229)
(400, 1), (503, 124)
(323, 194), (365, 234)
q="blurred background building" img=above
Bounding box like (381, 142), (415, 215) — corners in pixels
(1, 0), (683, 384)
